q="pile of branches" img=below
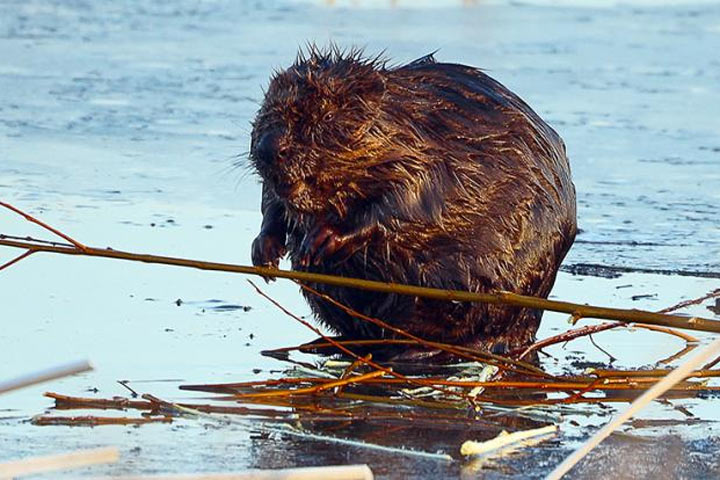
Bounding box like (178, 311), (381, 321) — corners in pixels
(2, 200), (720, 468)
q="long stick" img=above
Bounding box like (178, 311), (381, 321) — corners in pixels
(1, 237), (718, 333)
(0, 360), (92, 395)
(546, 335), (720, 480)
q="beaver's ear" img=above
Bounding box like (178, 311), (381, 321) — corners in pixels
(364, 70), (387, 97)
(401, 51), (439, 69)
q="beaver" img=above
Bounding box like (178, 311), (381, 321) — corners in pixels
(249, 46), (576, 356)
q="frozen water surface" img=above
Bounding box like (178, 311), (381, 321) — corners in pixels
(1, 0), (719, 478)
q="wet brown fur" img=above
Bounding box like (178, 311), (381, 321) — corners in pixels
(250, 46), (577, 355)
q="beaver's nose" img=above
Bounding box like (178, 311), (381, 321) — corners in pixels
(253, 130), (284, 167)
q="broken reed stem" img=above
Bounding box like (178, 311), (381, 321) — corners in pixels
(0, 447), (118, 478)
(461, 425), (558, 456)
(0, 360), (92, 395)
(85, 465), (375, 480)
(1, 236), (717, 334)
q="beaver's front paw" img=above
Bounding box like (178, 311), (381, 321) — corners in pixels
(297, 224), (365, 267)
(251, 232), (286, 274)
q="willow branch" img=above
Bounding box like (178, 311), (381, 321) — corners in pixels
(1, 236), (718, 334)
(32, 415), (172, 426)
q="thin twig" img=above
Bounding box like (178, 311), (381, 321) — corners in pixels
(656, 343), (698, 366)
(0, 201), (87, 251)
(336, 354), (373, 395)
(588, 334), (616, 362)
(658, 288), (720, 314)
(142, 393), (455, 462)
(632, 324), (699, 342)
(0, 233), (75, 248)
(515, 323), (619, 360)
(0, 249), (35, 272)
(231, 370), (387, 399)
(515, 291), (709, 360)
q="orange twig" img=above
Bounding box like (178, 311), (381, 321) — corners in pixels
(658, 288), (720, 314)
(515, 288), (715, 360)
(633, 324), (699, 342)
(0, 249), (35, 272)
(336, 354), (373, 395)
(232, 370), (387, 399)
(0, 201), (87, 251)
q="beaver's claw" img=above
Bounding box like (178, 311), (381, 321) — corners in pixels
(298, 224), (356, 267)
(251, 232), (286, 281)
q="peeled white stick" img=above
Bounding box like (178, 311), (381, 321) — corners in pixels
(461, 425), (558, 456)
(0, 447), (119, 478)
(546, 335), (720, 480)
(89, 464), (374, 480)
(0, 359), (92, 395)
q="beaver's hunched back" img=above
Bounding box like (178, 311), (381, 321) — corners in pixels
(250, 47), (576, 356)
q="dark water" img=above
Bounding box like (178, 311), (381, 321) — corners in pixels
(1, 0), (719, 478)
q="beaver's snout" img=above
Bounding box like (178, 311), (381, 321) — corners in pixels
(252, 129), (285, 169)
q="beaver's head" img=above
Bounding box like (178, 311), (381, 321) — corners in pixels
(250, 46), (391, 219)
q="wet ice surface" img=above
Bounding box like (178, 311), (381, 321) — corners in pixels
(1, 0), (719, 478)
